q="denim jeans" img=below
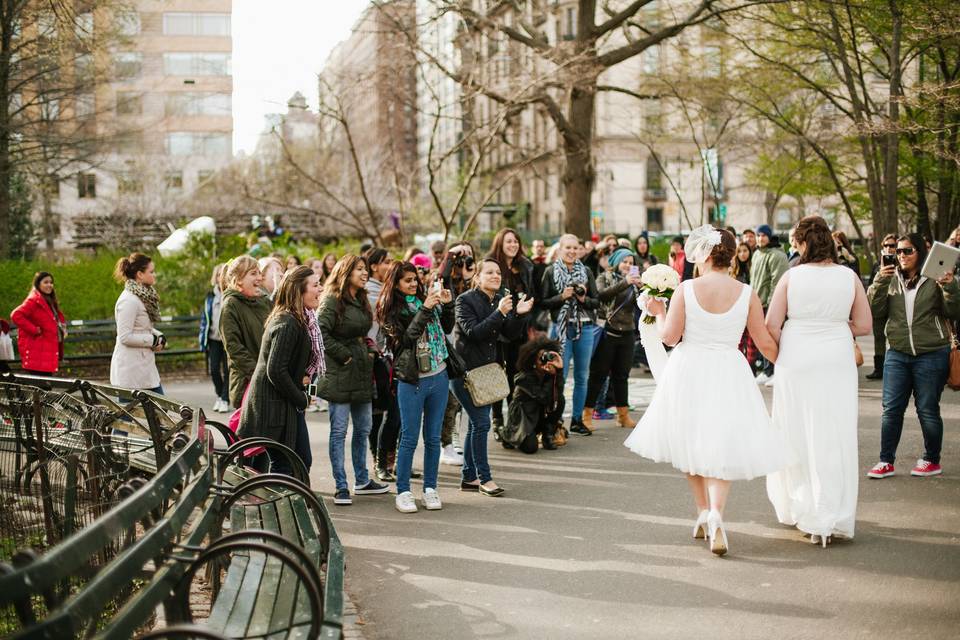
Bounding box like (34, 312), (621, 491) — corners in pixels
(880, 347), (949, 465)
(450, 377), (492, 484)
(561, 322), (595, 419)
(328, 401), (373, 490)
(271, 409), (312, 477)
(396, 370), (449, 493)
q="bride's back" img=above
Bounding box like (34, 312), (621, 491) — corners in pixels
(683, 273), (750, 349)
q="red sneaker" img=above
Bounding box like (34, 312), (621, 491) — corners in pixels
(910, 459), (942, 477)
(867, 462), (895, 478)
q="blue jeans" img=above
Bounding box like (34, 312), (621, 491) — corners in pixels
(328, 402), (373, 491)
(271, 409), (312, 477)
(396, 371), (449, 493)
(881, 347), (949, 464)
(562, 323), (595, 419)
(450, 377), (492, 484)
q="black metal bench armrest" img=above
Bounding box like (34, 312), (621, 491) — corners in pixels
(166, 540), (323, 639)
(217, 437), (309, 486)
(202, 419), (238, 450)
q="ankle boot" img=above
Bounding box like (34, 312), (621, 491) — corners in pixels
(616, 406), (636, 428)
(581, 407), (595, 431)
(541, 431), (556, 450)
(866, 355), (884, 380)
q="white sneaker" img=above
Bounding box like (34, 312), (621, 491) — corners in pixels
(422, 488), (442, 510)
(755, 373), (770, 384)
(764, 376), (775, 387)
(212, 399), (226, 412)
(395, 491), (418, 513)
(440, 444), (464, 466)
(305, 401), (320, 413)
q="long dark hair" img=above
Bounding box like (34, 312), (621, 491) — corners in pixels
(487, 228), (529, 291)
(32, 271), (61, 312)
(323, 254), (371, 318)
(438, 241), (477, 296)
(517, 336), (562, 373)
(795, 216), (838, 265)
(266, 265), (315, 330)
(899, 233), (928, 290)
(376, 261), (424, 351)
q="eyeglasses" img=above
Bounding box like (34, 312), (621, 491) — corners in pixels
(895, 248), (915, 256)
(882, 244), (897, 249)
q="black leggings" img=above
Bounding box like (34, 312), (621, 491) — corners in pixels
(370, 393), (401, 467)
(585, 331), (635, 408)
(207, 339), (230, 402)
(492, 339), (522, 426)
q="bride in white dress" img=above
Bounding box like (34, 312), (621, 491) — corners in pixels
(765, 216), (872, 546)
(626, 227), (789, 555)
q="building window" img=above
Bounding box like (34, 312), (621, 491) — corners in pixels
(646, 156), (664, 193)
(78, 173), (97, 198)
(114, 52), (142, 80)
(165, 171), (183, 189)
(165, 132), (231, 157)
(164, 92), (231, 116)
(39, 98), (60, 121)
(564, 7), (576, 39)
(641, 45), (660, 75)
(163, 13), (231, 36)
(75, 12), (94, 38)
(117, 11), (140, 36)
(163, 53), (231, 77)
(117, 172), (141, 194)
(116, 91), (142, 115)
(645, 99), (663, 132)
(197, 169), (214, 184)
(75, 93), (95, 120)
(116, 131), (144, 154)
(646, 207), (663, 232)
(37, 12), (57, 40)
(703, 45), (723, 78)
(75, 53), (94, 83)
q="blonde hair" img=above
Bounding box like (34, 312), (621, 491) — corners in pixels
(224, 255), (259, 290)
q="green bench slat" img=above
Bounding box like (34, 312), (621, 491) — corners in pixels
(205, 554), (251, 632)
(223, 543), (267, 638)
(249, 502), (284, 638)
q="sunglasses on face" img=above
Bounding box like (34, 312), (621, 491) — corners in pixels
(882, 244), (897, 249)
(896, 248), (915, 256)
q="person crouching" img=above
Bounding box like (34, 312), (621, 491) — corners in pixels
(503, 337), (565, 453)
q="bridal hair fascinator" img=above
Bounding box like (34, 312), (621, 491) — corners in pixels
(685, 224), (723, 264)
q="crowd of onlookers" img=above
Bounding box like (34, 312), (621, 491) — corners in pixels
(5, 221), (959, 511)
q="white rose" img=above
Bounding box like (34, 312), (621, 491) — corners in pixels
(641, 264), (679, 292)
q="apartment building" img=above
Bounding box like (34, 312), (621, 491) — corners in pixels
(56, 0), (233, 247)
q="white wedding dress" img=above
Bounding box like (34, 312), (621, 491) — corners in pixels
(625, 280), (789, 480)
(766, 265), (859, 539)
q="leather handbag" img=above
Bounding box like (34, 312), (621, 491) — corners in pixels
(853, 341), (864, 367)
(463, 362), (510, 406)
(947, 329), (960, 391)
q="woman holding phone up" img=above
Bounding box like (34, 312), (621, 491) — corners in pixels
(583, 249), (643, 429)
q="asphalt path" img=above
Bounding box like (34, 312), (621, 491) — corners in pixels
(164, 339), (960, 640)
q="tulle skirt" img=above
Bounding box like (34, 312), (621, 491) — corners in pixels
(624, 342), (790, 480)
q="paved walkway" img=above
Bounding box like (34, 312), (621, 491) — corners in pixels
(164, 342), (960, 640)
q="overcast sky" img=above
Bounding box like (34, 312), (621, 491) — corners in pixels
(232, 0), (370, 155)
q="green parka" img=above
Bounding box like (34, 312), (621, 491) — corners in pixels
(315, 292), (375, 404)
(219, 288), (272, 407)
(749, 245), (790, 307)
(867, 272), (960, 356)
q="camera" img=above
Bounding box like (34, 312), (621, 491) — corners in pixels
(453, 253), (475, 270)
(572, 284), (586, 297)
(881, 254), (896, 267)
(539, 351), (557, 365)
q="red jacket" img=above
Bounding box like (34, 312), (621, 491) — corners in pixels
(10, 290), (65, 373)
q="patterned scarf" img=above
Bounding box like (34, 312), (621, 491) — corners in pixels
(125, 280), (161, 323)
(305, 308), (326, 378)
(406, 295), (448, 370)
(552, 259), (589, 345)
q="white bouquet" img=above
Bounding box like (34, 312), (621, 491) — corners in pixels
(639, 264), (681, 324)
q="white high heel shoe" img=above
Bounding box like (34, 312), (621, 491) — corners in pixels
(707, 510), (728, 556)
(810, 533), (831, 549)
(693, 510), (709, 540)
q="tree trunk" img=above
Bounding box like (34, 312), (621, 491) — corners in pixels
(563, 82), (596, 239)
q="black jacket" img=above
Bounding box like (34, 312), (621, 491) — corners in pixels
(453, 288), (526, 371)
(503, 370), (564, 446)
(382, 301), (456, 384)
(540, 264), (601, 323)
(596, 272), (638, 335)
(237, 313), (310, 450)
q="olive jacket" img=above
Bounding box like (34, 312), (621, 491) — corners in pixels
(219, 289), (272, 407)
(315, 292), (375, 404)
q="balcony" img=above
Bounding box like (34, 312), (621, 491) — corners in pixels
(645, 188), (666, 201)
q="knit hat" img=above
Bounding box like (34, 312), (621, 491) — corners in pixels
(608, 248), (636, 270)
(757, 224), (774, 238)
(411, 254), (433, 270)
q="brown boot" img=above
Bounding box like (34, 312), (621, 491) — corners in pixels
(553, 424), (568, 447)
(616, 407), (636, 428)
(581, 408), (595, 432)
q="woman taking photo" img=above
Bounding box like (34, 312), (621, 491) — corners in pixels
(219, 256), (272, 410)
(503, 336), (565, 453)
(238, 266), (323, 475)
(833, 231), (861, 276)
(199, 264), (230, 412)
(317, 254), (390, 505)
(541, 234), (601, 435)
(11, 271), (67, 376)
(487, 228), (535, 440)
(110, 253), (164, 394)
(583, 249), (643, 429)
(866, 233), (960, 480)
(452, 258), (534, 496)
(377, 262), (456, 513)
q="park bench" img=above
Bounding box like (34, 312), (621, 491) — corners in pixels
(0, 377), (345, 640)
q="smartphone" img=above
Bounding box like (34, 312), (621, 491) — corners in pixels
(307, 383), (318, 398)
(881, 254), (896, 267)
(432, 280), (442, 294)
(629, 266), (640, 277)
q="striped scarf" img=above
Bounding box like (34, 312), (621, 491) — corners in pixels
(305, 308), (326, 378)
(552, 259), (589, 345)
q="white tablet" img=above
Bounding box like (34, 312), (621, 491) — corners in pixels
(921, 241), (960, 280)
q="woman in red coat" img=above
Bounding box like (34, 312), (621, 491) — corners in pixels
(10, 271), (67, 375)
